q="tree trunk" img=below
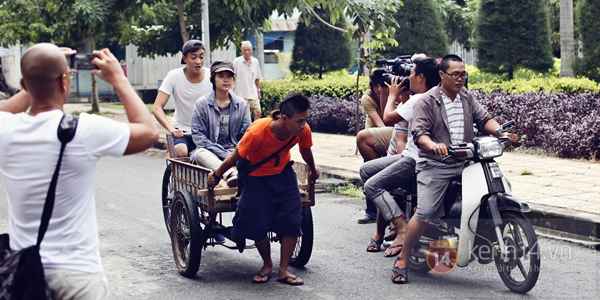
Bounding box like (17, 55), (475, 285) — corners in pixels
(560, 0), (574, 77)
(88, 34), (100, 113)
(177, 0), (189, 43)
(355, 34), (366, 140)
(508, 67), (514, 80)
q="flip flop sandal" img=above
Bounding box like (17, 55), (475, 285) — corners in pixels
(366, 237), (383, 252)
(391, 266), (409, 284)
(384, 231), (397, 241)
(252, 273), (272, 284)
(384, 244), (403, 257)
(277, 275), (304, 286)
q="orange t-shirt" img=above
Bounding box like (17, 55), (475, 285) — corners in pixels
(237, 118), (313, 176)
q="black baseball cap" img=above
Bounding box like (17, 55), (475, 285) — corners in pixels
(180, 39), (205, 64)
(210, 60), (235, 75)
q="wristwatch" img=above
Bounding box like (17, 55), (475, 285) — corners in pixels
(495, 127), (503, 137)
(211, 170), (221, 184)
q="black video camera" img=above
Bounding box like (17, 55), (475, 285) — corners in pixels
(374, 55), (414, 90)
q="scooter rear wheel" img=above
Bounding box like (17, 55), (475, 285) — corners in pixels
(494, 211), (540, 294)
(408, 240), (432, 273)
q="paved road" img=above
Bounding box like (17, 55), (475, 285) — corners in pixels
(0, 152), (598, 299)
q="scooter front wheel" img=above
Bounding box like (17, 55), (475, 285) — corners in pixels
(494, 211), (540, 294)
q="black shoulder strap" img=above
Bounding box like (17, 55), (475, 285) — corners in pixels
(248, 135), (295, 173)
(36, 114), (79, 246)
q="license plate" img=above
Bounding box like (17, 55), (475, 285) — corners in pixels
(490, 165), (502, 178)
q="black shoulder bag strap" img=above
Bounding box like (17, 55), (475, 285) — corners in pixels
(249, 135), (295, 173)
(234, 135), (295, 197)
(36, 114), (79, 246)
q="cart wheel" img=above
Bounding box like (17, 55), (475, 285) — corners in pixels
(161, 164), (173, 235)
(289, 206), (313, 267)
(170, 190), (203, 278)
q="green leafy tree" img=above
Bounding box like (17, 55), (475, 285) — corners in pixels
(434, 0), (478, 48)
(0, 0), (142, 112)
(290, 9), (353, 78)
(124, 0), (400, 58)
(474, 0), (554, 80)
(377, 0), (448, 59)
(573, 0), (600, 81)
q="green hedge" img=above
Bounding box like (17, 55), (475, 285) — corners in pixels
(466, 59), (600, 93)
(260, 71), (369, 114)
(259, 65), (600, 115)
(469, 77), (600, 93)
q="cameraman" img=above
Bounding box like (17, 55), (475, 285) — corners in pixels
(355, 71), (394, 224)
(356, 71), (394, 162)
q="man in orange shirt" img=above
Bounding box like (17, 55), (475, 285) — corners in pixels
(210, 93), (319, 286)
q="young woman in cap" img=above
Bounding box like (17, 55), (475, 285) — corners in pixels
(190, 60), (251, 187)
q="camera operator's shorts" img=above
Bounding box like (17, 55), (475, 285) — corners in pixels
(231, 163), (302, 241)
(367, 127), (394, 157)
(245, 98), (261, 111)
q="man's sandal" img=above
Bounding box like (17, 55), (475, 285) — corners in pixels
(366, 237), (383, 252)
(384, 227), (397, 241)
(384, 244), (403, 257)
(391, 266), (409, 284)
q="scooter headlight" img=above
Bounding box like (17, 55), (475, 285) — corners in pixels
(477, 138), (503, 159)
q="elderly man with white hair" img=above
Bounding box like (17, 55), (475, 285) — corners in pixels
(233, 41), (263, 121)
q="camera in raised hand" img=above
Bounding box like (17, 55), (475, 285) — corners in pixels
(70, 53), (99, 70)
(374, 55), (414, 90)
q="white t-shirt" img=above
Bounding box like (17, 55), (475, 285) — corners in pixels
(233, 56), (261, 99)
(395, 93), (424, 160)
(159, 67), (212, 132)
(0, 110), (130, 273)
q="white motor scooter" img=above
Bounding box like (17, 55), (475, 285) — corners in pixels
(397, 121), (540, 294)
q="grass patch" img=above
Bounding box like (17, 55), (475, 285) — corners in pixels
(521, 169), (533, 176)
(71, 110), (115, 116)
(100, 103), (154, 114)
(326, 183), (364, 199)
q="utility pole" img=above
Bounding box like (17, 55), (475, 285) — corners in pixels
(201, 0), (211, 67)
(255, 30), (265, 76)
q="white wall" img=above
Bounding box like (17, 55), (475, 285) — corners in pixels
(126, 44), (181, 91)
(451, 41), (477, 66)
(126, 42), (238, 91)
(263, 32), (295, 80)
(0, 42), (23, 89)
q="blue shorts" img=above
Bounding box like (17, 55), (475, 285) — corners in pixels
(173, 135), (195, 152)
(232, 163), (302, 241)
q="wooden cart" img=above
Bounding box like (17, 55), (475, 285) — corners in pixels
(160, 134), (318, 278)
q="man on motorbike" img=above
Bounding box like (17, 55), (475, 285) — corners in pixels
(362, 56), (441, 257)
(391, 54), (518, 284)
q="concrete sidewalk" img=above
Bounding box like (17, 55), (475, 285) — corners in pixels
(58, 103), (600, 241)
